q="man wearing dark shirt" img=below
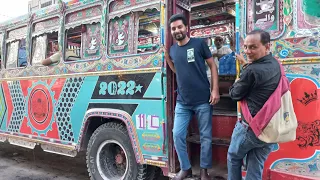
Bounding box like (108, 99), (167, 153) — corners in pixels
(228, 30), (280, 180)
(164, 14), (220, 180)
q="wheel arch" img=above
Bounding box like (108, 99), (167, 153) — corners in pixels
(77, 108), (143, 164)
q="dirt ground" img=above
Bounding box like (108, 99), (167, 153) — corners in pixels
(0, 143), (170, 180)
(0, 143), (91, 180)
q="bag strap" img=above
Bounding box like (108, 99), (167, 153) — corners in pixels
(240, 100), (253, 123)
(240, 58), (284, 124)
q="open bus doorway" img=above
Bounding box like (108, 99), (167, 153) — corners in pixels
(167, 0), (238, 179)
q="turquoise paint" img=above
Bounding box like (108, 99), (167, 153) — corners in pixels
(0, 86), (6, 131)
(71, 76), (99, 142)
(89, 99), (167, 157)
(235, 1), (240, 54)
(132, 100), (167, 157)
(143, 72), (163, 98)
(236, 2), (240, 28)
(1, 111), (7, 131)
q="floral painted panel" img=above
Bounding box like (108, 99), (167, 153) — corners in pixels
(108, 14), (133, 56)
(7, 26), (27, 41)
(83, 23), (101, 59)
(65, 6), (102, 24)
(109, 0), (153, 12)
(34, 18), (60, 33)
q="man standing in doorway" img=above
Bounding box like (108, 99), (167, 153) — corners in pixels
(228, 30), (280, 180)
(164, 14), (220, 180)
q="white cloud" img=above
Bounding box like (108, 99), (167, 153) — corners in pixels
(0, 0), (29, 23)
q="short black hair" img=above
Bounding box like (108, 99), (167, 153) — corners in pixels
(247, 30), (270, 45)
(169, 13), (188, 26)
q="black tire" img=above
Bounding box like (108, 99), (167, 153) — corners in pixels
(86, 122), (147, 180)
(137, 165), (162, 180)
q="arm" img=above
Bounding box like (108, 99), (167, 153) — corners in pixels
(206, 57), (220, 105)
(236, 53), (251, 68)
(41, 51), (60, 66)
(163, 47), (176, 73)
(213, 47), (233, 59)
(229, 68), (255, 101)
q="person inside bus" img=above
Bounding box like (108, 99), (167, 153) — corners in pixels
(228, 30), (280, 180)
(18, 39), (27, 67)
(41, 41), (79, 66)
(207, 36), (233, 85)
(212, 36), (232, 60)
(164, 14), (220, 180)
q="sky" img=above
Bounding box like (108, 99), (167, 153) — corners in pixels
(0, 0), (29, 23)
(0, 0), (71, 23)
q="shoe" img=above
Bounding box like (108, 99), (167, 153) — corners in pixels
(200, 169), (210, 180)
(172, 168), (192, 180)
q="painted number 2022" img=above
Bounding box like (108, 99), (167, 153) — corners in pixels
(99, 81), (139, 96)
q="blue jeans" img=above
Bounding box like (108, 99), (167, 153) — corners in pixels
(173, 102), (213, 170)
(227, 121), (274, 180)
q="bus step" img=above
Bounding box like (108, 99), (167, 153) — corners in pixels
(187, 135), (230, 146)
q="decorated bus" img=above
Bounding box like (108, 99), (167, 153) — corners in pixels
(0, 0), (318, 179)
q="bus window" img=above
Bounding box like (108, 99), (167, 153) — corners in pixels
(65, 23), (101, 61)
(108, 8), (160, 57)
(6, 38), (27, 68)
(6, 26), (28, 68)
(65, 25), (82, 61)
(137, 9), (160, 54)
(18, 39), (27, 67)
(0, 33), (3, 68)
(32, 32), (58, 65)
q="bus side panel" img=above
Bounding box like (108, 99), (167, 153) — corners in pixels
(0, 71), (168, 167)
(241, 0), (320, 179)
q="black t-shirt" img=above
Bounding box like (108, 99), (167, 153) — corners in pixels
(170, 38), (213, 105)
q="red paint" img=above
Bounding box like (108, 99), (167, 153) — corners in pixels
(20, 117), (32, 134)
(20, 80), (33, 97)
(28, 84), (53, 131)
(4, 79), (65, 139)
(44, 121), (60, 139)
(262, 78), (320, 179)
(2, 82), (13, 128)
(51, 78), (66, 100)
(284, 37), (306, 44)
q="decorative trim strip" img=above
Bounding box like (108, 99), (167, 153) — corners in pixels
(0, 67), (161, 81)
(0, 132), (76, 150)
(78, 108), (144, 164)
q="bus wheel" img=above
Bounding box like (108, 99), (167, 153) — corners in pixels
(86, 122), (143, 180)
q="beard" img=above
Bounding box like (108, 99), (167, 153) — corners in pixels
(173, 32), (186, 41)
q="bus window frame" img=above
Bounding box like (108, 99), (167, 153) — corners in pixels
(30, 16), (60, 67)
(5, 25), (28, 70)
(0, 33), (4, 70)
(63, 5), (103, 64)
(106, 1), (162, 59)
